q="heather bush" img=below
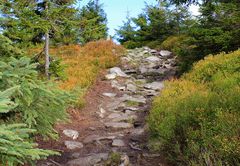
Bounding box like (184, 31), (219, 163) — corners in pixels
(148, 50), (240, 165)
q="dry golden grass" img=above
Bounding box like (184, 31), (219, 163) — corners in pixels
(59, 40), (125, 90)
(28, 40), (125, 90)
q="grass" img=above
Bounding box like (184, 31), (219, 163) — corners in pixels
(28, 40), (125, 106)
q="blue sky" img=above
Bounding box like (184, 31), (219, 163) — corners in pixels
(79, 0), (199, 36)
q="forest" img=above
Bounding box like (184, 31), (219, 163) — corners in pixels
(0, 0), (239, 165)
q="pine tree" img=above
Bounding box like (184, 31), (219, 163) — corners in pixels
(0, 0), (77, 78)
(115, 12), (137, 48)
(78, 0), (108, 44)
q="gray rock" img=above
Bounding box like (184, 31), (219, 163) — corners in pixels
(63, 129), (79, 140)
(112, 139), (125, 147)
(67, 153), (108, 166)
(145, 56), (160, 62)
(121, 94), (146, 104)
(83, 135), (116, 144)
(139, 66), (148, 74)
(105, 122), (133, 129)
(110, 67), (128, 77)
(64, 141), (83, 150)
(105, 73), (117, 80)
(108, 113), (122, 119)
(131, 128), (145, 136)
(160, 50), (173, 57)
(144, 82), (164, 91)
(102, 92), (117, 97)
(126, 83), (137, 92)
(111, 80), (126, 91)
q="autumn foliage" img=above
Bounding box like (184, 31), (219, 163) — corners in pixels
(58, 40), (125, 90)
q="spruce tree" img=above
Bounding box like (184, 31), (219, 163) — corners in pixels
(0, 0), (77, 78)
(78, 0), (108, 44)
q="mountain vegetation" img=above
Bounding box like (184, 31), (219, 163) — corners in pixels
(0, 0), (239, 165)
(116, 0), (240, 72)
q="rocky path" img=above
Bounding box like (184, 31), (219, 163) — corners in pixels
(38, 47), (177, 166)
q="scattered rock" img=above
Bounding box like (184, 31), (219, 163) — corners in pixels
(102, 92), (117, 97)
(160, 50), (173, 57)
(63, 129), (79, 140)
(88, 127), (96, 131)
(111, 80), (126, 91)
(105, 73), (117, 80)
(131, 128), (145, 136)
(110, 67), (128, 77)
(64, 141), (83, 150)
(112, 139), (125, 147)
(105, 122), (133, 129)
(83, 134), (116, 144)
(146, 56), (160, 62)
(67, 153), (108, 166)
(126, 83), (137, 92)
(121, 94), (146, 104)
(144, 82), (164, 91)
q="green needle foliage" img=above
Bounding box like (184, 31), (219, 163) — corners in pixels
(0, 88), (59, 166)
(0, 57), (74, 139)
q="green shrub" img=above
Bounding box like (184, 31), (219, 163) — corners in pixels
(122, 41), (142, 49)
(0, 87), (58, 165)
(148, 50), (240, 165)
(0, 57), (75, 139)
(160, 35), (189, 51)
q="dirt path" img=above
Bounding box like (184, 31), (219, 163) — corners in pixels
(37, 47), (177, 166)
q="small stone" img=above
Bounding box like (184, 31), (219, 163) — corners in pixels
(63, 129), (79, 140)
(160, 50), (173, 57)
(126, 84), (137, 92)
(146, 56), (160, 62)
(105, 73), (117, 80)
(89, 127), (96, 131)
(83, 135), (116, 144)
(108, 113), (122, 119)
(144, 82), (164, 91)
(64, 141), (83, 150)
(110, 67), (128, 77)
(67, 153), (108, 166)
(102, 93), (117, 97)
(105, 122), (133, 129)
(112, 139), (125, 147)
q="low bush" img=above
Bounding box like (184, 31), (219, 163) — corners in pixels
(148, 50), (240, 165)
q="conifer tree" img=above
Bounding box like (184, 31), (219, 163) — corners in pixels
(78, 0), (108, 44)
(0, 0), (77, 78)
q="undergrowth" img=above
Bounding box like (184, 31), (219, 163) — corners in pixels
(148, 50), (240, 165)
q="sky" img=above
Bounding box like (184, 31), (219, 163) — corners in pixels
(79, 0), (200, 37)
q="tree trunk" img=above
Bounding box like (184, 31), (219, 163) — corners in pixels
(44, 0), (50, 79)
(45, 31), (50, 79)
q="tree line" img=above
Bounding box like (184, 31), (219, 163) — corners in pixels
(0, 0), (108, 77)
(116, 0), (240, 72)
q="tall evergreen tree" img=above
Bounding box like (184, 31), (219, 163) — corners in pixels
(78, 0), (108, 44)
(115, 12), (137, 48)
(0, 0), (77, 78)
